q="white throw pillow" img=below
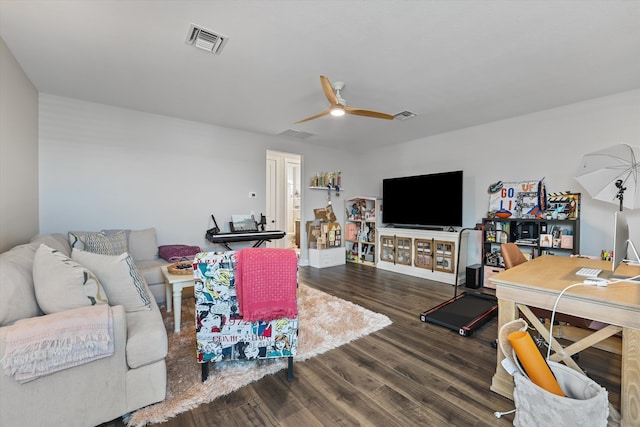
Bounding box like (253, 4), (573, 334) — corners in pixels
(33, 244), (109, 314)
(68, 231), (91, 250)
(71, 249), (152, 312)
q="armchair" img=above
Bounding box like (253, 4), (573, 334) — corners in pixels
(193, 249), (298, 381)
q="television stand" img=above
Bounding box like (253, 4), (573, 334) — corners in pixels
(377, 227), (472, 285)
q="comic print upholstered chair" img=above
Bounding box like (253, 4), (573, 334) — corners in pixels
(193, 248), (298, 382)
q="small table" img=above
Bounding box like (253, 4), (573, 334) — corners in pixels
(161, 265), (195, 333)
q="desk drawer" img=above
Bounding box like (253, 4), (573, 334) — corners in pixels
(483, 265), (505, 289)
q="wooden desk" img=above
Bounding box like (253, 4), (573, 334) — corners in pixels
(489, 255), (640, 427)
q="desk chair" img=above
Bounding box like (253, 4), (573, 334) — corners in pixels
(499, 243), (620, 356)
(501, 243), (527, 269)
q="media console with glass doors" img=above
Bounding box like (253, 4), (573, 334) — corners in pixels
(376, 227), (469, 285)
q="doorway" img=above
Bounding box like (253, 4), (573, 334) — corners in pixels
(266, 150), (302, 250)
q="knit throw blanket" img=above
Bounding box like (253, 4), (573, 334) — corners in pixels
(235, 248), (298, 322)
(1, 304), (114, 383)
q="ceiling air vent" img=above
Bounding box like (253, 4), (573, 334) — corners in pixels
(394, 111), (417, 120)
(186, 24), (229, 54)
(279, 129), (315, 140)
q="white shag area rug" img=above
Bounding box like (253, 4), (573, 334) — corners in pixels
(127, 283), (392, 426)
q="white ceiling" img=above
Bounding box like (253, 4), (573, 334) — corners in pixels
(2, 1), (639, 152)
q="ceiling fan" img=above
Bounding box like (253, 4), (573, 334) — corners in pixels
(295, 76), (395, 124)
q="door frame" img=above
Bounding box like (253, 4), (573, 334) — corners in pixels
(266, 150), (302, 249)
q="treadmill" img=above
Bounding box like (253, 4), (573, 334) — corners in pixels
(419, 228), (498, 336)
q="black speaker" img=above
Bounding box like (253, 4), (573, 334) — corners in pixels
(465, 264), (482, 289)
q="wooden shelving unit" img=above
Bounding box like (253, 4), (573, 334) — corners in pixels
(482, 217), (580, 288)
(344, 196), (380, 266)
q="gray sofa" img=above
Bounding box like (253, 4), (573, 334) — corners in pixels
(0, 233), (168, 427)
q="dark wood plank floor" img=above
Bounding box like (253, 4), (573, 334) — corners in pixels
(103, 263), (621, 427)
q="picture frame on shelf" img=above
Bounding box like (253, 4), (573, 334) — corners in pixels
(561, 234), (574, 249)
(540, 234), (553, 247)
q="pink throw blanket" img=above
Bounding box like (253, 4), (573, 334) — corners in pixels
(235, 248), (298, 322)
(1, 304), (114, 383)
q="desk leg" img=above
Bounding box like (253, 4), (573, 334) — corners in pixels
(173, 285), (183, 333)
(491, 298), (517, 399)
(165, 281), (173, 313)
(621, 328), (640, 427)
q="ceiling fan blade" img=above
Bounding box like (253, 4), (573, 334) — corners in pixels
(344, 107), (395, 120)
(320, 75), (339, 105)
(294, 108), (331, 124)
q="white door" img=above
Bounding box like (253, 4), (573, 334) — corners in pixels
(266, 150), (301, 249)
(265, 156), (278, 234)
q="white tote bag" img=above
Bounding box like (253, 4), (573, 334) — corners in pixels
(499, 319), (610, 426)
(512, 357), (609, 426)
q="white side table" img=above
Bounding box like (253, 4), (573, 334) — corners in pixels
(161, 265), (195, 333)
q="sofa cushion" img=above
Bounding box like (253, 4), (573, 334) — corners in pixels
(135, 258), (168, 287)
(30, 234), (72, 257)
(33, 244), (109, 314)
(128, 228), (159, 261)
(84, 230), (128, 255)
(125, 302), (168, 369)
(0, 244), (41, 326)
(72, 249), (152, 312)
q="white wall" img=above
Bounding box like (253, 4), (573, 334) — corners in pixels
(38, 90), (640, 263)
(38, 94), (358, 263)
(364, 89), (640, 257)
(0, 38), (39, 252)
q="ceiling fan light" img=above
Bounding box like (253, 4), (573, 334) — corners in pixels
(330, 107), (345, 117)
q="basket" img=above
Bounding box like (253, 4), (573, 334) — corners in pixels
(498, 319), (609, 426)
(167, 261), (193, 275)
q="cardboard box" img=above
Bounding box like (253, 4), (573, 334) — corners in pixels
(307, 220), (341, 249)
(306, 220), (321, 249)
(313, 205), (337, 222)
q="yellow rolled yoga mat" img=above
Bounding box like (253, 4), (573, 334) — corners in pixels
(507, 330), (565, 397)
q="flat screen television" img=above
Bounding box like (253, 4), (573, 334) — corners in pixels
(382, 170), (463, 228)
